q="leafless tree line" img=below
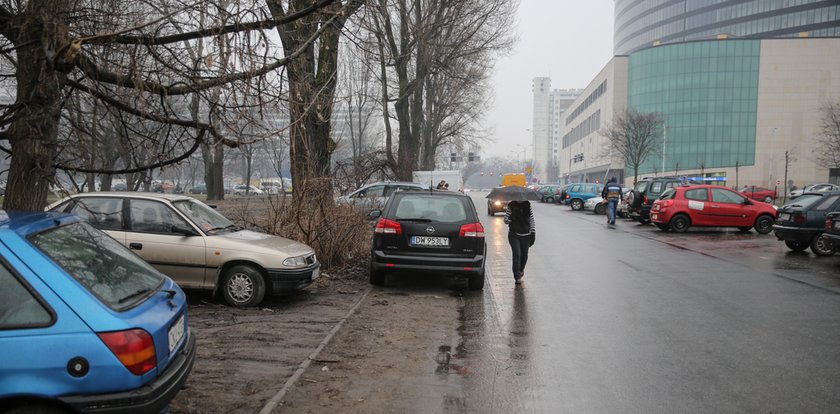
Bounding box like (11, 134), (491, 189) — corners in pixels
(0, 0), (513, 210)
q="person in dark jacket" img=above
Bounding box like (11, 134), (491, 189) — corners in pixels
(601, 177), (622, 225)
(504, 200), (536, 284)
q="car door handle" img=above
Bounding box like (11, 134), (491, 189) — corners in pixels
(129, 242), (143, 250)
(710, 205), (720, 208)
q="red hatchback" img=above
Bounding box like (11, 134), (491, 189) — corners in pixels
(739, 185), (777, 203)
(651, 185), (777, 233)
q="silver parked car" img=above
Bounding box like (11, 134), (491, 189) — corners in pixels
(335, 181), (428, 211)
(788, 183), (840, 200)
(46, 192), (319, 307)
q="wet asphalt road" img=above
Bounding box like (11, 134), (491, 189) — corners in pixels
(456, 193), (840, 413)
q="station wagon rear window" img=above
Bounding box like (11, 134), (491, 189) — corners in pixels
(394, 195), (468, 223)
(30, 222), (163, 311)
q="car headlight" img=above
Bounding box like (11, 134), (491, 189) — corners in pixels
(494, 200), (501, 206)
(283, 255), (309, 267)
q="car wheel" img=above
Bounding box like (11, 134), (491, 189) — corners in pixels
(738, 227), (752, 233)
(655, 223), (670, 231)
(468, 269), (485, 291)
(629, 190), (642, 209)
(753, 215), (774, 235)
(669, 214), (690, 233)
(570, 199), (583, 211)
(594, 204), (606, 215)
(369, 257), (385, 286)
(221, 264), (266, 307)
(545, 196), (554, 203)
(810, 233), (835, 256)
(784, 240), (808, 252)
(763, 196), (774, 203)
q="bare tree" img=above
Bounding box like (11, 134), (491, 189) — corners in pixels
(599, 108), (664, 184)
(268, 0), (364, 199)
(333, 39), (383, 188)
(0, 0), (354, 210)
(363, 0), (516, 180)
(815, 100), (840, 169)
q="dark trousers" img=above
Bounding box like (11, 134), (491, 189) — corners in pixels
(508, 233), (531, 278)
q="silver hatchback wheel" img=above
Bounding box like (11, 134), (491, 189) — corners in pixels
(221, 264), (266, 307)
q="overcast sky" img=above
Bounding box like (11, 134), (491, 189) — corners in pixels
(483, 0), (615, 159)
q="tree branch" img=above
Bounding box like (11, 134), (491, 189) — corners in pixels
(74, 12), (342, 96)
(55, 130), (205, 175)
(85, 0), (337, 46)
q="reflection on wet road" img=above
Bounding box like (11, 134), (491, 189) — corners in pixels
(453, 193), (840, 413)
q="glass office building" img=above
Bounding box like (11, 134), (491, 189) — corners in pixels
(615, 0), (840, 55)
(628, 40), (760, 176)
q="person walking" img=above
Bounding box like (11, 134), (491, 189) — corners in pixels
(602, 177), (622, 225)
(504, 200), (535, 284)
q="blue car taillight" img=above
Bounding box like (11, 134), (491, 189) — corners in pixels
(98, 329), (157, 376)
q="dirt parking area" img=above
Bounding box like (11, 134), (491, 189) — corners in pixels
(170, 270), (480, 413)
(170, 271), (471, 414)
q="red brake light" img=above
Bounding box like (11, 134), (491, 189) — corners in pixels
(459, 222), (485, 238)
(793, 213), (806, 224)
(660, 199), (674, 208)
(97, 329), (156, 375)
(374, 218), (402, 235)
(642, 195), (649, 204)
(826, 218), (833, 230)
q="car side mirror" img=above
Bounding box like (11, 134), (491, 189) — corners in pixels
(744, 199), (752, 205)
(171, 224), (199, 236)
(368, 210), (382, 219)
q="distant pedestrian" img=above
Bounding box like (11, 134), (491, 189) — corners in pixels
(437, 180), (447, 190)
(504, 200), (535, 284)
(601, 177), (622, 225)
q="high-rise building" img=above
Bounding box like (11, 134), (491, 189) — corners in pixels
(556, 1), (840, 191)
(615, 0), (840, 55)
(531, 78), (581, 182)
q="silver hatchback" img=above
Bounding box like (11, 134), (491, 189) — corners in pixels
(47, 193), (319, 307)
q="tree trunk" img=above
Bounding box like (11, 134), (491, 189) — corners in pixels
(3, 1), (71, 210)
(203, 141), (225, 200)
(272, 0), (358, 199)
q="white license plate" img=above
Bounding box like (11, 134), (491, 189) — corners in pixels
(168, 314), (185, 354)
(779, 213), (790, 221)
(411, 236), (449, 247)
(834, 221), (840, 230)
(651, 214), (658, 220)
(311, 267), (320, 281)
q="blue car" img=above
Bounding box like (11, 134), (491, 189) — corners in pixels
(563, 183), (605, 211)
(0, 211), (195, 413)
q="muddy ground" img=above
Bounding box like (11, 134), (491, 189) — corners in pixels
(170, 269), (471, 414)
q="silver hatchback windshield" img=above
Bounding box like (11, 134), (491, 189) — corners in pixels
(172, 199), (237, 234)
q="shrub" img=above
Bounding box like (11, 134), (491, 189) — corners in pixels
(220, 179), (371, 272)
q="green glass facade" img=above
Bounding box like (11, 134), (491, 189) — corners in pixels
(628, 40), (760, 176)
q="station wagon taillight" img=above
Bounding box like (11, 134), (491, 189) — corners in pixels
(826, 218), (833, 230)
(97, 329), (156, 375)
(374, 218), (402, 235)
(459, 222), (485, 238)
(793, 213), (806, 224)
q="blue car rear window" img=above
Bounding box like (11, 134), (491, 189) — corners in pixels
(0, 262), (52, 329)
(29, 222), (164, 311)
